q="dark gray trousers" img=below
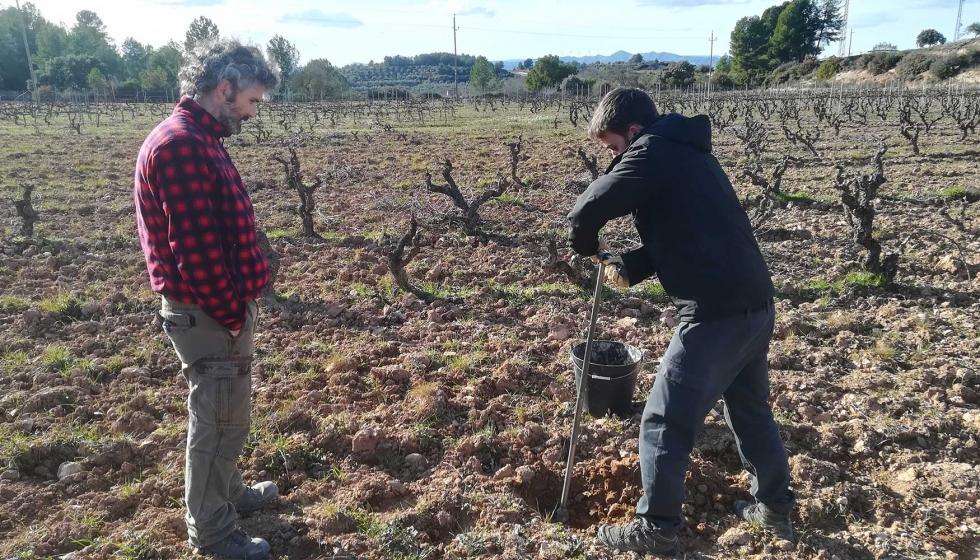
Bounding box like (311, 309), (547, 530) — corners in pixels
(635, 302), (793, 525)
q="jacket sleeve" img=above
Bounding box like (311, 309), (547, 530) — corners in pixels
(566, 141), (660, 256)
(620, 247), (657, 286)
(154, 142), (247, 330)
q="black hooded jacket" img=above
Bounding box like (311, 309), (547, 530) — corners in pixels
(567, 112), (775, 322)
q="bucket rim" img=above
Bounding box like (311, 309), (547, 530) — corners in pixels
(569, 340), (644, 367)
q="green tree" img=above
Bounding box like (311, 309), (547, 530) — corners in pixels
(872, 42), (897, 51)
(730, 16), (772, 78)
(266, 35), (300, 79)
(522, 58), (534, 69)
(87, 67), (107, 90)
(525, 54), (577, 90)
(761, 1), (790, 31)
(121, 38), (153, 81)
(142, 43), (182, 89)
(38, 54), (107, 89)
(630, 53), (644, 63)
(0, 3), (67, 89)
(916, 29), (946, 47)
(815, 56), (840, 80)
(185, 16), (219, 52)
(660, 60), (696, 87)
(808, 0), (844, 58)
(469, 55), (495, 93)
(770, 0), (813, 63)
(35, 22), (69, 62)
(140, 67), (169, 89)
(69, 10), (120, 76)
(967, 22), (980, 38)
(290, 58), (349, 99)
(715, 54), (732, 73)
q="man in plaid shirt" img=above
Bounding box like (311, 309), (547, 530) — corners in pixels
(135, 39), (279, 560)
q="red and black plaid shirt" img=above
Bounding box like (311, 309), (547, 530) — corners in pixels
(135, 96), (269, 330)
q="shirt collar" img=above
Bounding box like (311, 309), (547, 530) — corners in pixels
(175, 96), (230, 138)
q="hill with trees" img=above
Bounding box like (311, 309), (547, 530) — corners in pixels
(338, 53), (512, 93)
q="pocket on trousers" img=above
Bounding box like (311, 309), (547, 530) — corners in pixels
(158, 310), (195, 334)
(194, 360), (252, 427)
(229, 302), (257, 358)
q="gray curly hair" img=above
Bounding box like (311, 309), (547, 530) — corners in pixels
(179, 38), (280, 98)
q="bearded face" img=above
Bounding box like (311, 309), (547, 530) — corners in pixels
(218, 100), (248, 134)
(217, 83), (264, 135)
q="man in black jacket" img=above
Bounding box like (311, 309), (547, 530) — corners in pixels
(567, 88), (794, 555)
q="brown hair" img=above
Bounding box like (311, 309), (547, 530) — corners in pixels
(587, 87), (659, 139)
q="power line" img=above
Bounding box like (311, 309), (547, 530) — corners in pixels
(344, 6), (696, 33)
(462, 25), (690, 40)
(273, 12), (692, 40)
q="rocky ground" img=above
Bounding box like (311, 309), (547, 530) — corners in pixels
(0, 102), (978, 559)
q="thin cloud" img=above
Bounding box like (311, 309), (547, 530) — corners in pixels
(852, 11), (902, 29)
(148, 0), (226, 5)
(458, 7), (497, 17)
(636, 0), (749, 7)
(415, 1), (497, 17)
(278, 10), (365, 28)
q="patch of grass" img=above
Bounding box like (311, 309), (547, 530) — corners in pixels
(38, 291), (83, 321)
(0, 349), (29, 378)
(493, 192), (529, 208)
(846, 271), (887, 287)
(447, 351), (490, 376)
(636, 281), (667, 301)
(118, 479), (142, 500)
(492, 281), (580, 304)
(0, 295), (30, 313)
(105, 532), (162, 559)
(868, 333), (899, 363)
(805, 278), (845, 292)
(937, 185), (978, 201)
(350, 507), (386, 537)
(69, 508), (105, 531)
(265, 228), (297, 239)
(775, 190), (813, 203)
(41, 344), (74, 373)
(0, 425), (33, 466)
(406, 381), (441, 417)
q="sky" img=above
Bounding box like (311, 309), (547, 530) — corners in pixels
(8, 0), (979, 66)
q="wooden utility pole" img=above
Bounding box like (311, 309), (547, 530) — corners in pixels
(453, 15), (459, 98)
(708, 30), (716, 101)
(848, 29), (855, 57)
(14, 0), (38, 103)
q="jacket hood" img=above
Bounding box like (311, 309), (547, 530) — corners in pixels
(645, 113), (712, 152)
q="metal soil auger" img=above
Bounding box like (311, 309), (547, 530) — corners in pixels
(555, 250), (642, 523)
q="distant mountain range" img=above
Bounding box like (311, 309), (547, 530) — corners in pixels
(498, 50), (715, 70)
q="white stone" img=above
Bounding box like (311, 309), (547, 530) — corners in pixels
(57, 461), (84, 480)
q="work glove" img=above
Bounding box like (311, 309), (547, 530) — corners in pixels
(591, 241), (630, 288)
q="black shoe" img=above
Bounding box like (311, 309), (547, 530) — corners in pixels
(199, 528), (270, 559)
(232, 481), (278, 513)
(597, 516), (680, 556)
(734, 500), (795, 542)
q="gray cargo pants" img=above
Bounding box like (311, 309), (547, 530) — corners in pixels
(635, 301), (794, 525)
(159, 296), (258, 548)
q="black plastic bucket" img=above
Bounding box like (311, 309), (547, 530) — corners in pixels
(570, 340), (642, 418)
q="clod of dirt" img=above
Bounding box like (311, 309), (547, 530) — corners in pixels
(56, 461), (83, 480)
(404, 453), (428, 471)
(494, 464), (515, 480)
(20, 386), (88, 413)
(351, 425), (386, 454)
(717, 526), (753, 548)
